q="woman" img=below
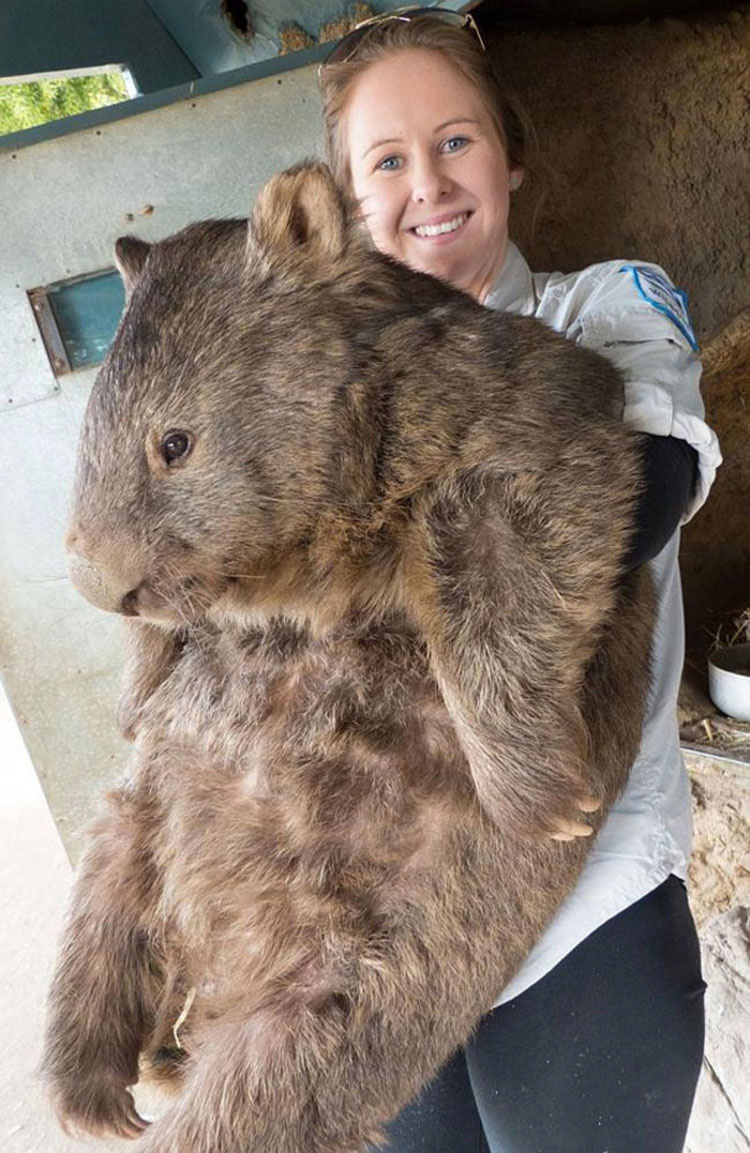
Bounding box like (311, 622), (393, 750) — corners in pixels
(318, 10), (721, 1153)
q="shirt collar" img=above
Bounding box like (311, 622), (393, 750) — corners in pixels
(482, 241), (537, 315)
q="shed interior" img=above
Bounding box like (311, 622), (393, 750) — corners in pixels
(1, 0), (748, 825)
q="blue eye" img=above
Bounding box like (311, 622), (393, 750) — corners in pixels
(377, 155), (402, 172)
(443, 136), (469, 153)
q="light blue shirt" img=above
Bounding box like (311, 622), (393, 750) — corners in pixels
(484, 244), (721, 1005)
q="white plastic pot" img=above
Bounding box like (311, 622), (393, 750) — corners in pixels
(707, 642), (750, 723)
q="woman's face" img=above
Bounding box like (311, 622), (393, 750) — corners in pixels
(345, 48), (519, 302)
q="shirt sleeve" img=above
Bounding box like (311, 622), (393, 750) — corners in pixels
(560, 262), (722, 523)
(624, 435), (697, 570)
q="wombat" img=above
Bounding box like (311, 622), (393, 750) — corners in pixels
(43, 162), (654, 1152)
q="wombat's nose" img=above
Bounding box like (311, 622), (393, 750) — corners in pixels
(66, 550), (145, 615)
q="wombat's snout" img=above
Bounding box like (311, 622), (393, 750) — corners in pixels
(66, 529), (146, 615)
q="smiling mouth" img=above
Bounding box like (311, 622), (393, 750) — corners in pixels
(413, 212), (470, 239)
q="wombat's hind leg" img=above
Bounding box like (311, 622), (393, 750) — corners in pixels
(42, 791), (160, 1137)
(124, 946), (485, 1153)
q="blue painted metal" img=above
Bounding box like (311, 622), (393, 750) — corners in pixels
(145, 0), (462, 76)
(0, 41), (328, 152)
(46, 271), (126, 371)
(145, 0), (364, 75)
(0, 0), (468, 153)
(0, 0), (199, 94)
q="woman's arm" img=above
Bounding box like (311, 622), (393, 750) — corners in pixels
(546, 259), (722, 522)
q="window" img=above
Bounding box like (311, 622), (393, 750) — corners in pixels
(0, 66), (135, 136)
(29, 269), (126, 376)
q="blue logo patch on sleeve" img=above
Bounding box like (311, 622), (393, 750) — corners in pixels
(620, 265), (699, 351)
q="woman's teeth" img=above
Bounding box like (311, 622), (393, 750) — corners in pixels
(414, 213), (468, 238)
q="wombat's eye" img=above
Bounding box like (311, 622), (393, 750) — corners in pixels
(161, 430), (192, 465)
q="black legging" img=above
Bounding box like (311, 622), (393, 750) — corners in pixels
(376, 876), (705, 1153)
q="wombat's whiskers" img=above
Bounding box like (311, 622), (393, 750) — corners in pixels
(46, 604), (107, 632)
(153, 562), (195, 626)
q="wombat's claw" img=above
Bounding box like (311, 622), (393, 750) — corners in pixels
(120, 1104), (151, 1139)
(95, 1086), (150, 1139)
(548, 795), (602, 842)
(550, 821), (593, 842)
(56, 1084), (150, 1141)
(577, 795), (602, 813)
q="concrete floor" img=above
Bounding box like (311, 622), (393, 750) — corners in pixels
(0, 683), (161, 1152)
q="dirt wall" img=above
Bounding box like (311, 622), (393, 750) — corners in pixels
(491, 5), (750, 658)
(681, 309), (750, 658)
(493, 7), (750, 342)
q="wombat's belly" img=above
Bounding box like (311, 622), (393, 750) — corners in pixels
(131, 590), (650, 1068)
(136, 616), (500, 1042)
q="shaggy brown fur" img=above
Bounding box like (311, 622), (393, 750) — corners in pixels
(44, 163), (654, 1151)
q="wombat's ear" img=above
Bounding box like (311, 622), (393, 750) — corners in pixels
(249, 161), (347, 273)
(114, 236), (151, 299)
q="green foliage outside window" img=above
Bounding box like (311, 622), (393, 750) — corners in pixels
(0, 72), (130, 135)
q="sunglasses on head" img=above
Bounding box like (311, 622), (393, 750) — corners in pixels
(320, 6), (486, 69)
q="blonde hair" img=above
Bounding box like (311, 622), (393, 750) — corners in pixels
(318, 15), (528, 193)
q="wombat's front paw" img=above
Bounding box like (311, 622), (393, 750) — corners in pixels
(49, 1076), (149, 1140)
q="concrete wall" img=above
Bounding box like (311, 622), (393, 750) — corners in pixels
(0, 64), (322, 858)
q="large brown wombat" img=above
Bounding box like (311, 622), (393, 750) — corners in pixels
(43, 163), (653, 1151)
